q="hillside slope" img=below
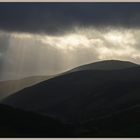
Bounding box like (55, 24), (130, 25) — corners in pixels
(2, 61), (140, 123)
(0, 75), (54, 100)
(68, 60), (138, 73)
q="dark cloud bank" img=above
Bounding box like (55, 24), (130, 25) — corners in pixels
(0, 3), (140, 34)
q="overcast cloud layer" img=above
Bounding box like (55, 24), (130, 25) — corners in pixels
(0, 3), (140, 34)
(1, 3), (140, 80)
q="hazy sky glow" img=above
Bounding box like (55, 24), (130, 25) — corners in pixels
(1, 3), (140, 80)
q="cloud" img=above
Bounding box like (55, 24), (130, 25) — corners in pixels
(1, 26), (140, 80)
(1, 3), (140, 80)
(0, 3), (140, 35)
(0, 30), (99, 80)
(0, 32), (11, 75)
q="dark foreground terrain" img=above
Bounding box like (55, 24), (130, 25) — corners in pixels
(1, 103), (140, 137)
(1, 60), (140, 137)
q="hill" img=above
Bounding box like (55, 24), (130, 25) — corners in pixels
(68, 60), (138, 73)
(0, 75), (55, 100)
(2, 60), (140, 122)
(1, 60), (137, 101)
(2, 60), (140, 137)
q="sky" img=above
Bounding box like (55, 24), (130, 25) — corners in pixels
(1, 3), (140, 80)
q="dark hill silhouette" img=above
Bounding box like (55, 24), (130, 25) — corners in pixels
(1, 60), (140, 137)
(0, 75), (55, 100)
(67, 60), (138, 73)
(2, 60), (140, 124)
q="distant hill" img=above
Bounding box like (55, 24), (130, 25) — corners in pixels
(68, 60), (138, 73)
(0, 75), (54, 100)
